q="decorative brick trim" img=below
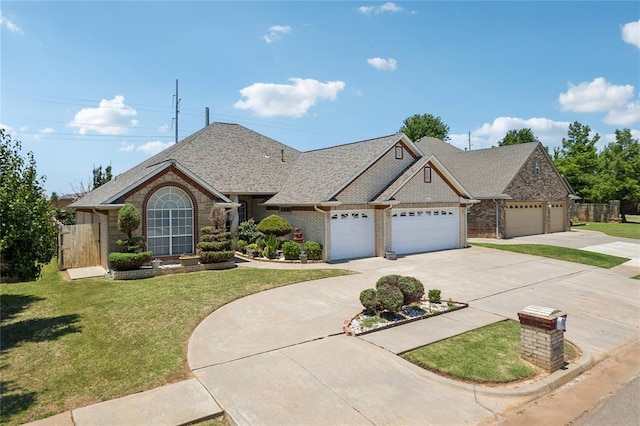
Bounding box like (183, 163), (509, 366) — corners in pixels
(517, 312), (556, 330)
(111, 261), (235, 280)
(120, 165), (218, 202)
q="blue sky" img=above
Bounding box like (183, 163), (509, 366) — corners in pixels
(1, 1), (639, 196)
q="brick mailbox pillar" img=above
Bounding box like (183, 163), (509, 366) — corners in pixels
(517, 305), (567, 373)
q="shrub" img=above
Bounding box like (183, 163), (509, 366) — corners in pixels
(428, 289), (441, 304)
(246, 243), (258, 253)
(375, 274), (401, 290)
(282, 241), (301, 260)
(108, 251), (152, 271)
(398, 276), (425, 304)
(359, 288), (380, 313)
(116, 204), (143, 253)
(198, 250), (234, 263)
(237, 239), (247, 253)
(238, 219), (264, 244)
(197, 241), (230, 252)
(304, 241), (323, 260)
(376, 284), (404, 313)
(256, 214), (293, 236)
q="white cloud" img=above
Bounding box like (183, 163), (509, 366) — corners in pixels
(136, 141), (172, 156)
(234, 78), (346, 118)
(0, 123), (16, 134)
(367, 57), (397, 71)
(68, 95), (138, 135)
(158, 123), (170, 133)
(264, 25), (292, 43)
(119, 142), (134, 152)
(358, 2), (404, 15)
(0, 13), (23, 34)
(622, 20), (640, 48)
(604, 100), (640, 126)
(39, 127), (55, 135)
(457, 116), (571, 151)
(558, 77), (634, 113)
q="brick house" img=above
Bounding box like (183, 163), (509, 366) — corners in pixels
(415, 137), (576, 238)
(70, 122), (572, 267)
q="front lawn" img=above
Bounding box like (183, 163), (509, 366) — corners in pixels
(0, 262), (353, 425)
(471, 243), (629, 269)
(575, 222), (640, 239)
(401, 320), (576, 383)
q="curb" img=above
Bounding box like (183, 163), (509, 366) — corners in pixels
(412, 348), (594, 399)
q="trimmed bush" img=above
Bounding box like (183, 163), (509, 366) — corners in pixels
(398, 276), (425, 304)
(375, 274), (402, 290)
(359, 288), (380, 313)
(428, 289), (442, 304)
(238, 219), (264, 244)
(246, 243), (258, 253)
(198, 250), (234, 263)
(197, 241), (230, 252)
(256, 214), (293, 237)
(282, 241), (301, 260)
(237, 239), (247, 253)
(304, 241), (323, 260)
(376, 283), (404, 313)
(108, 251), (152, 271)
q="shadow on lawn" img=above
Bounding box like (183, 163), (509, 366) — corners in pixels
(0, 380), (36, 422)
(0, 294), (44, 323)
(1, 314), (81, 352)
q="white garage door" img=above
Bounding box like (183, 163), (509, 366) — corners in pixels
(550, 202), (565, 233)
(330, 210), (375, 260)
(505, 202), (544, 238)
(392, 208), (459, 255)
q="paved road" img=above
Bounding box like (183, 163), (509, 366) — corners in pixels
(574, 375), (640, 426)
(188, 231), (640, 425)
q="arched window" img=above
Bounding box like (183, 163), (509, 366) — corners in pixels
(146, 186), (193, 256)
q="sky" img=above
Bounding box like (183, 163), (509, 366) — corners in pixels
(1, 1), (639, 196)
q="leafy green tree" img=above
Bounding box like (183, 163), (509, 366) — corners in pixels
(553, 121), (600, 201)
(399, 113), (450, 141)
(498, 128), (540, 146)
(116, 204), (143, 252)
(589, 129), (640, 220)
(0, 129), (57, 281)
(92, 164), (112, 189)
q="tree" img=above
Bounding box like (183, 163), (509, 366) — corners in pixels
(590, 129), (640, 220)
(0, 129), (57, 281)
(92, 164), (112, 189)
(116, 204), (142, 252)
(498, 128), (540, 146)
(399, 113), (450, 141)
(553, 121), (600, 201)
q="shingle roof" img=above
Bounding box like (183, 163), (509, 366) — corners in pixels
(434, 143), (539, 198)
(264, 134), (406, 205)
(414, 137), (463, 156)
(72, 123), (301, 207)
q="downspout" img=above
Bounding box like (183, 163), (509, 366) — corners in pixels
(493, 200), (500, 239)
(313, 205), (327, 261)
(383, 204), (393, 255)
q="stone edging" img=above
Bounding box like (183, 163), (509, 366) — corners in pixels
(111, 261), (236, 280)
(343, 302), (469, 336)
(234, 252), (324, 264)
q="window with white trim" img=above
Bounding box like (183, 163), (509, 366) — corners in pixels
(534, 160), (541, 175)
(146, 186), (193, 256)
(424, 166), (432, 183)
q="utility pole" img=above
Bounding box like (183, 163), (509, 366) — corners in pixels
(175, 79), (180, 144)
(468, 131), (471, 151)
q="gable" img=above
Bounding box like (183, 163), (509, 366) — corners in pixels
(335, 140), (417, 203)
(392, 162), (462, 203)
(504, 145), (571, 200)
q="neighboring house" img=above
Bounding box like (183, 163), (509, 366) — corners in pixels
(70, 122), (572, 267)
(414, 137), (576, 238)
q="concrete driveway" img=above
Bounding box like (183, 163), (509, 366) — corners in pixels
(188, 231), (640, 425)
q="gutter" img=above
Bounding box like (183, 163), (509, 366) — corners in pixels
(493, 199), (500, 239)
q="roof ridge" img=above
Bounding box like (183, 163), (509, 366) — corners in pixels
(304, 133), (400, 153)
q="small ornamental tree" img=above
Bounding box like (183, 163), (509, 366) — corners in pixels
(256, 214), (293, 237)
(0, 129), (57, 281)
(116, 204), (143, 253)
(359, 275), (425, 314)
(197, 206), (234, 264)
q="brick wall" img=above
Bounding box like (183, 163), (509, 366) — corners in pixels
(468, 199), (502, 238)
(505, 146), (569, 201)
(520, 324), (565, 372)
(336, 146), (414, 203)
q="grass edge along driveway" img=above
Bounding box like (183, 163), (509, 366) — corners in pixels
(0, 262), (353, 426)
(470, 243), (629, 269)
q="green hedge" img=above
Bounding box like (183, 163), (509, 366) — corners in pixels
(108, 251), (152, 271)
(303, 241), (323, 260)
(256, 214), (293, 236)
(198, 250), (234, 263)
(282, 241), (301, 260)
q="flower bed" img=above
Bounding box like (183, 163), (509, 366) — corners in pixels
(345, 299), (468, 336)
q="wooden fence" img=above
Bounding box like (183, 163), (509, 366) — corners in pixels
(58, 223), (100, 270)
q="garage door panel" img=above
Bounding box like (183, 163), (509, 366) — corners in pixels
(392, 208), (459, 255)
(330, 211), (374, 260)
(506, 203), (543, 238)
(550, 203), (565, 233)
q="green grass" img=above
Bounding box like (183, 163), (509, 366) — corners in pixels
(471, 243), (629, 269)
(632, 275), (640, 280)
(0, 262), (353, 425)
(575, 221), (640, 239)
(401, 320), (575, 383)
